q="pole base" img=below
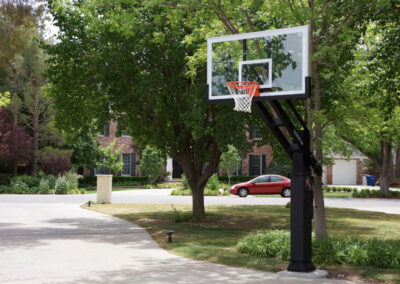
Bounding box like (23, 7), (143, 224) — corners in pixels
(287, 260), (315, 272)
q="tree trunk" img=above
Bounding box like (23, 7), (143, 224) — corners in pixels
(379, 141), (391, 196)
(313, 64), (327, 239)
(31, 89), (39, 177)
(192, 186), (206, 218)
(11, 108), (18, 176)
(395, 141), (400, 178)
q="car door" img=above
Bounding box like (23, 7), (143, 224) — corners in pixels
(268, 176), (285, 193)
(250, 176), (271, 194)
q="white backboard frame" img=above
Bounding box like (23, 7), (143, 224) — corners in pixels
(207, 25), (309, 102)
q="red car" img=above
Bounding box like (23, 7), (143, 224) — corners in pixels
(228, 175), (291, 198)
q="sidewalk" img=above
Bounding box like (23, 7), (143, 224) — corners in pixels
(0, 202), (351, 284)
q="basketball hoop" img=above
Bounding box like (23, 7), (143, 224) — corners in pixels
(226, 81), (259, 113)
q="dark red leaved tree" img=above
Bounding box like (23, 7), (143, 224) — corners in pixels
(0, 108), (33, 174)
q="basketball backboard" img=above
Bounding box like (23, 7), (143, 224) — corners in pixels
(206, 25), (309, 102)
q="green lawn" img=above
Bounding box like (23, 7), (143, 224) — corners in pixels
(85, 203), (400, 283)
(254, 192), (352, 198)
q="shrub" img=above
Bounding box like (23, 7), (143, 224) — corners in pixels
(39, 179), (50, 194)
(39, 147), (72, 176)
(10, 180), (30, 194)
(171, 188), (191, 196)
(0, 173), (10, 185)
(55, 176), (68, 194)
(182, 174), (189, 189)
(237, 230), (400, 269)
(206, 174), (219, 191)
(218, 176), (255, 184)
(171, 205), (193, 223)
(79, 176), (149, 187)
(0, 185), (10, 193)
(10, 175), (40, 188)
(55, 171), (82, 194)
(204, 188), (221, 196)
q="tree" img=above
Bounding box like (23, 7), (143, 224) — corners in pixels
(38, 146), (72, 176)
(220, 145), (241, 185)
(46, 0), (250, 218)
(19, 38), (51, 177)
(101, 140), (123, 176)
(139, 145), (165, 185)
(0, 107), (32, 173)
(334, 23), (400, 196)
(186, 0), (387, 238)
(68, 128), (103, 174)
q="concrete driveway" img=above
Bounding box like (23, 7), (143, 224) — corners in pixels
(0, 202), (348, 284)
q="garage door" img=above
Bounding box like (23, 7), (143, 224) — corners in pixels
(332, 159), (357, 185)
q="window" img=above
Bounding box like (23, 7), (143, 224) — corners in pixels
(253, 127), (262, 140)
(118, 120), (130, 137)
(121, 153), (131, 176)
(95, 155), (109, 175)
(252, 155), (262, 176)
(249, 126), (262, 140)
(99, 123), (110, 136)
(254, 176), (269, 183)
(270, 176), (283, 182)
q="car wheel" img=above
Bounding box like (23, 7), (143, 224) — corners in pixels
(238, 187), (249, 197)
(281, 188), (291, 198)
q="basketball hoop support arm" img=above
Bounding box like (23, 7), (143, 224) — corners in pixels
(254, 76), (321, 272)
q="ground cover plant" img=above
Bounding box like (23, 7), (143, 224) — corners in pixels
(86, 203), (400, 283)
(171, 174), (229, 196)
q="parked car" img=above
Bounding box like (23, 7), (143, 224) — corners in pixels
(228, 175), (291, 198)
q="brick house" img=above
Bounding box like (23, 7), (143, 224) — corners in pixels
(86, 122), (273, 178)
(84, 121), (139, 176)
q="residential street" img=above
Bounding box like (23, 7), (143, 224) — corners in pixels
(0, 188), (399, 214)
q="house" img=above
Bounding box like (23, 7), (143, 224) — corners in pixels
(85, 123), (273, 178)
(322, 151), (368, 185)
(83, 121), (139, 176)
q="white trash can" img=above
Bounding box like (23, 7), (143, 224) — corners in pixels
(96, 175), (112, 203)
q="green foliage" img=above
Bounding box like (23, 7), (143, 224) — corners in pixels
(10, 180), (33, 194)
(38, 179), (50, 194)
(138, 145), (164, 185)
(218, 176), (256, 184)
(352, 189), (400, 198)
(79, 176), (149, 187)
(237, 230), (400, 269)
(171, 205), (194, 223)
(171, 188), (192, 196)
(0, 173), (10, 185)
(181, 174), (189, 189)
(69, 128), (103, 169)
(206, 174), (219, 191)
(10, 175), (40, 188)
(219, 145), (241, 185)
(0, 91), (10, 107)
(101, 140), (123, 176)
(0, 185), (9, 193)
(264, 162), (292, 178)
(55, 171), (82, 194)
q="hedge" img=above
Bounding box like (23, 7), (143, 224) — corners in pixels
(218, 176), (255, 184)
(79, 176), (149, 187)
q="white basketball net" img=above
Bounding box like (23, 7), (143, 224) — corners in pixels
(226, 81), (259, 113)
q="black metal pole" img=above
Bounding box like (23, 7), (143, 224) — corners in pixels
(287, 130), (315, 272)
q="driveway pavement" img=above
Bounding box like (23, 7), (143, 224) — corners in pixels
(0, 202), (350, 284)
